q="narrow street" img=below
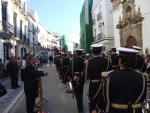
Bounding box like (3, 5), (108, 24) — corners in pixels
(10, 64), (89, 113)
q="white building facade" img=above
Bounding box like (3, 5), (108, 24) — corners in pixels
(0, 0), (29, 62)
(0, 0), (56, 62)
(111, 0), (150, 55)
(92, 0), (114, 52)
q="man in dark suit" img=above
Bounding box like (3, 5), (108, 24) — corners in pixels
(61, 53), (70, 84)
(84, 44), (111, 113)
(71, 49), (85, 113)
(24, 55), (48, 113)
(97, 47), (147, 113)
(6, 56), (20, 89)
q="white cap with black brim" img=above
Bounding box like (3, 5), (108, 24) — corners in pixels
(117, 47), (139, 56)
(91, 43), (104, 48)
(132, 46), (141, 51)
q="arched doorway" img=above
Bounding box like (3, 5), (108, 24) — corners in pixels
(126, 36), (137, 48)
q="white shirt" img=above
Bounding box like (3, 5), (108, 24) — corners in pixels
(21, 60), (26, 69)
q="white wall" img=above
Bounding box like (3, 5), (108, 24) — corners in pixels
(104, 0), (114, 37)
(135, 0), (150, 54)
(112, 5), (122, 48)
(92, 0), (114, 39)
(92, 0), (105, 40)
(0, 0), (2, 21)
(7, 0), (13, 26)
(67, 40), (74, 53)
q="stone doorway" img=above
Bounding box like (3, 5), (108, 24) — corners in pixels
(126, 36), (137, 48)
(115, 0), (143, 49)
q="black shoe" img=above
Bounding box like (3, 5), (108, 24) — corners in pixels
(11, 86), (17, 89)
(16, 85), (21, 88)
(78, 112), (83, 113)
(78, 110), (83, 113)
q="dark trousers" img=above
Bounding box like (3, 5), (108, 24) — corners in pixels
(62, 66), (69, 83)
(73, 81), (84, 112)
(89, 83), (100, 112)
(21, 69), (25, 81)
(10, 73), (18, 89)
(25, 91), (36, 113)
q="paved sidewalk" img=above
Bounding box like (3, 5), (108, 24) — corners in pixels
(0, 88), (23, 113)
(0, 76), (24, 113)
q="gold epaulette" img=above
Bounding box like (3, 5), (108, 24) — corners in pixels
(85, 55), (101, 63)
(101, 70), (114, 78)
(135, 70), (149, 80)
(84, 59), (88, 64)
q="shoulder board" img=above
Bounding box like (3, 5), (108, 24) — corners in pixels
(142, 72), (149, 80)
(85, 56), (96, 62)
(101, 70), (114, 78)
(84, 60), (89, 64)
(135, 70), (149, 79)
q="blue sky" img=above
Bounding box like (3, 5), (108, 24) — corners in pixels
(28, 0), (84, 43)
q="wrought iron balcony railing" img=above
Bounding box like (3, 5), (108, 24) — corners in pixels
(97, 12), (102, 21)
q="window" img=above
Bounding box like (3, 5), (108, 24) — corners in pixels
(23, 2), (25, 12)
(13, 12), (17, 37)
(24, 25), (27, 41)
(2, 2), (8, 31)
(97, 12), (102, 21)
(20, 20), (23, 39)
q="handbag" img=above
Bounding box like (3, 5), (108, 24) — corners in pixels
(0, 83), (7, 97)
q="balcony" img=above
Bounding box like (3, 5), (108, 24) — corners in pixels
(97, 12), (102, 21)
(0, 21), (13, 39)
(8, 23), (14, 35)
(97, 33), (105, 40)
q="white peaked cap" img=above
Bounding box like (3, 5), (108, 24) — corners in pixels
(117, 47), (139, 53)
(91, 43), (103, 48)
(132, 46), (141, 50)
(75, 48), (83, 51)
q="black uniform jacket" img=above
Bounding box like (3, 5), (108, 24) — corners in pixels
(24, 62), (44, 96)
(98, 68), (147, 113)
(6, 61), (19, 75)
(85, 56), (111, 81)
(111, 54), (119, 66)
(72, 56), (85, 81)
